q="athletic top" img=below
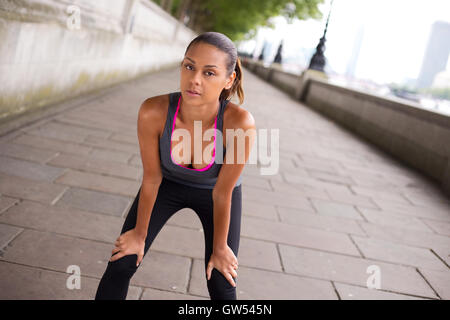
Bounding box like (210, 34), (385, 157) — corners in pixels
(159, 91), (243, 189)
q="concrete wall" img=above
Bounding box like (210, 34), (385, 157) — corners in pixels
(0, 0), (197, 125)
(241, 57), (450, 197)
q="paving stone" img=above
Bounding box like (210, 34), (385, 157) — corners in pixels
(270, 178), (330, 204)
(357, 207), (435, 233)
(242, 185), (313, 212)
(281, 171), (334, 190)
(187, 259), (217, 298)
(307, 169), (355, 185)
(371, 200), (450, 222)
(241, 164), (283, 182)
(51, 118), (112, 139)
(0, 260), (136, 300)
(295, 154), (343, 173)
(294, 156), (343, 175)
(431, 247), (450, 266)
(418, 268), (450, 300)
(141, 287), (208, 300)
(351, 235), (448, 272)
(339, 161), (393, 179)
(349, 171), (400, 189)
(83, 136), (139, 154)
(129, 154), (143, 167)
(241, 215), (360, 256)
(26, 121), (87, 143)
(0, 228), (191, 295)
(277, 206), (366, 236)
(88, 148), (132, 164)
(402, 189), (450, 209)
(279, 244), (438, 299)
(48, 153), (141, 180)
(0, 195), (19, 213)
(242, 200), (279, 221)
(350, 185), (411, 205)
(55, 187), (131, 217)
(130, 250), (191, 294)
(0, 141), (58, 163)
(72, 109), (137, 127)
(165, 208), (203, 230)
(54, 169), (140, 197)
(188, 258), (337, 299)
(0, 172), (67, 204)
(334, 282), (429, 300)
(60, 113), (134, 134)
(420, 218), (450, 237)
(0, 223), (23, 250)
(0, 200), (123, 243)
(11, 133), (92, 155)
(310, 198), (365, 221)
(109, 132), (139, 145)
(358, 221), (450, 255)
(241, 175), (272, 191)
(151, 224), (205, 259)
(237, 237), (282, 272)
(0, 229), (116, 278)
(325, 189), (379, 209)
(0, 155), (66, 182)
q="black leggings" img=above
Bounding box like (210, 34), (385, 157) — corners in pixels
(95, 177), (242, 300)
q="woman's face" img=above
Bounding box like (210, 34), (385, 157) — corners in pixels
(180, 42), (235, 105)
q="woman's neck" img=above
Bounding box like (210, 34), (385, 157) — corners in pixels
(179, 97), (220, 128)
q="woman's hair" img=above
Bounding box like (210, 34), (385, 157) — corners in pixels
(183, 32), (244, 105)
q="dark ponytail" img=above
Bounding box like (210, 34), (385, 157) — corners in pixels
(184, 32), (245, 105)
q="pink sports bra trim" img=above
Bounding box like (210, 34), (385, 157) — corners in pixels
(170, 95), (217, 172)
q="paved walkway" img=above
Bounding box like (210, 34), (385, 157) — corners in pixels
(0, 66), (449, 300)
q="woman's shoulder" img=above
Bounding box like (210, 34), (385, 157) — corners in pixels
(138, 93), (171, 138)
(223, 101), (255, 131)
(140, 93), (170, 115)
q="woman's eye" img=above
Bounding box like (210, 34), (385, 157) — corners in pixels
(184, 64), (214, 76)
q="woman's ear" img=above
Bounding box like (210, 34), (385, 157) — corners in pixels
(225, 71), (236, 89)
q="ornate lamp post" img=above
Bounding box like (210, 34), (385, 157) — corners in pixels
(295, 0), (335, 101)
(273, 40), (283, 64)
(308, 0), (334, 72)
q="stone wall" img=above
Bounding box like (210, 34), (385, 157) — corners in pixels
(241, 57), (450, 197)
(0, 0), (196, 125)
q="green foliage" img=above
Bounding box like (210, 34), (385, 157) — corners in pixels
(420, 87), (450, 100)
(388, 82), (450, 101)
(170, 0), (182, 16)
(388, 83), (418, 94)
(188, 0), (324, 41)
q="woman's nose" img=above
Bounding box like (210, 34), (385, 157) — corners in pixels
(190, 71), (202, 84)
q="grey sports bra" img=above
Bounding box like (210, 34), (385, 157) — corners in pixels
(159, 91), (243, 189)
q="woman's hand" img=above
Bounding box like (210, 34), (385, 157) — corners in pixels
(206, 245), (239, 287)
(110, 228), (146, 267)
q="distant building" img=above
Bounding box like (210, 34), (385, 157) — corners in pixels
(345, 24), (365, 79)
(416, 21), (450, 89)
(432, 70), (450, 88)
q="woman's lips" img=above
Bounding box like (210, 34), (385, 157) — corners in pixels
(186, 90), (200, 96)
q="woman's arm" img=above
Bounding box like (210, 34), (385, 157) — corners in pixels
(206, 108), (256, 285)
(110, 97), (164, 265)
(212, 109), (256, 250)
(134, 97), (164, 239)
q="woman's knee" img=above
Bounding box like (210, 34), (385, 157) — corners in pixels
(206, 268), (237, 300)
(105, 254), (139, 279)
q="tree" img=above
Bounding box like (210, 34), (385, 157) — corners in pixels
(172, 0), (324, 41)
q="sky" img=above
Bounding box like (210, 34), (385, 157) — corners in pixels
(238, 0), (450, 85)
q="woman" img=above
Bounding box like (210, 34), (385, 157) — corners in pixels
(95, 31), (256, 300)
